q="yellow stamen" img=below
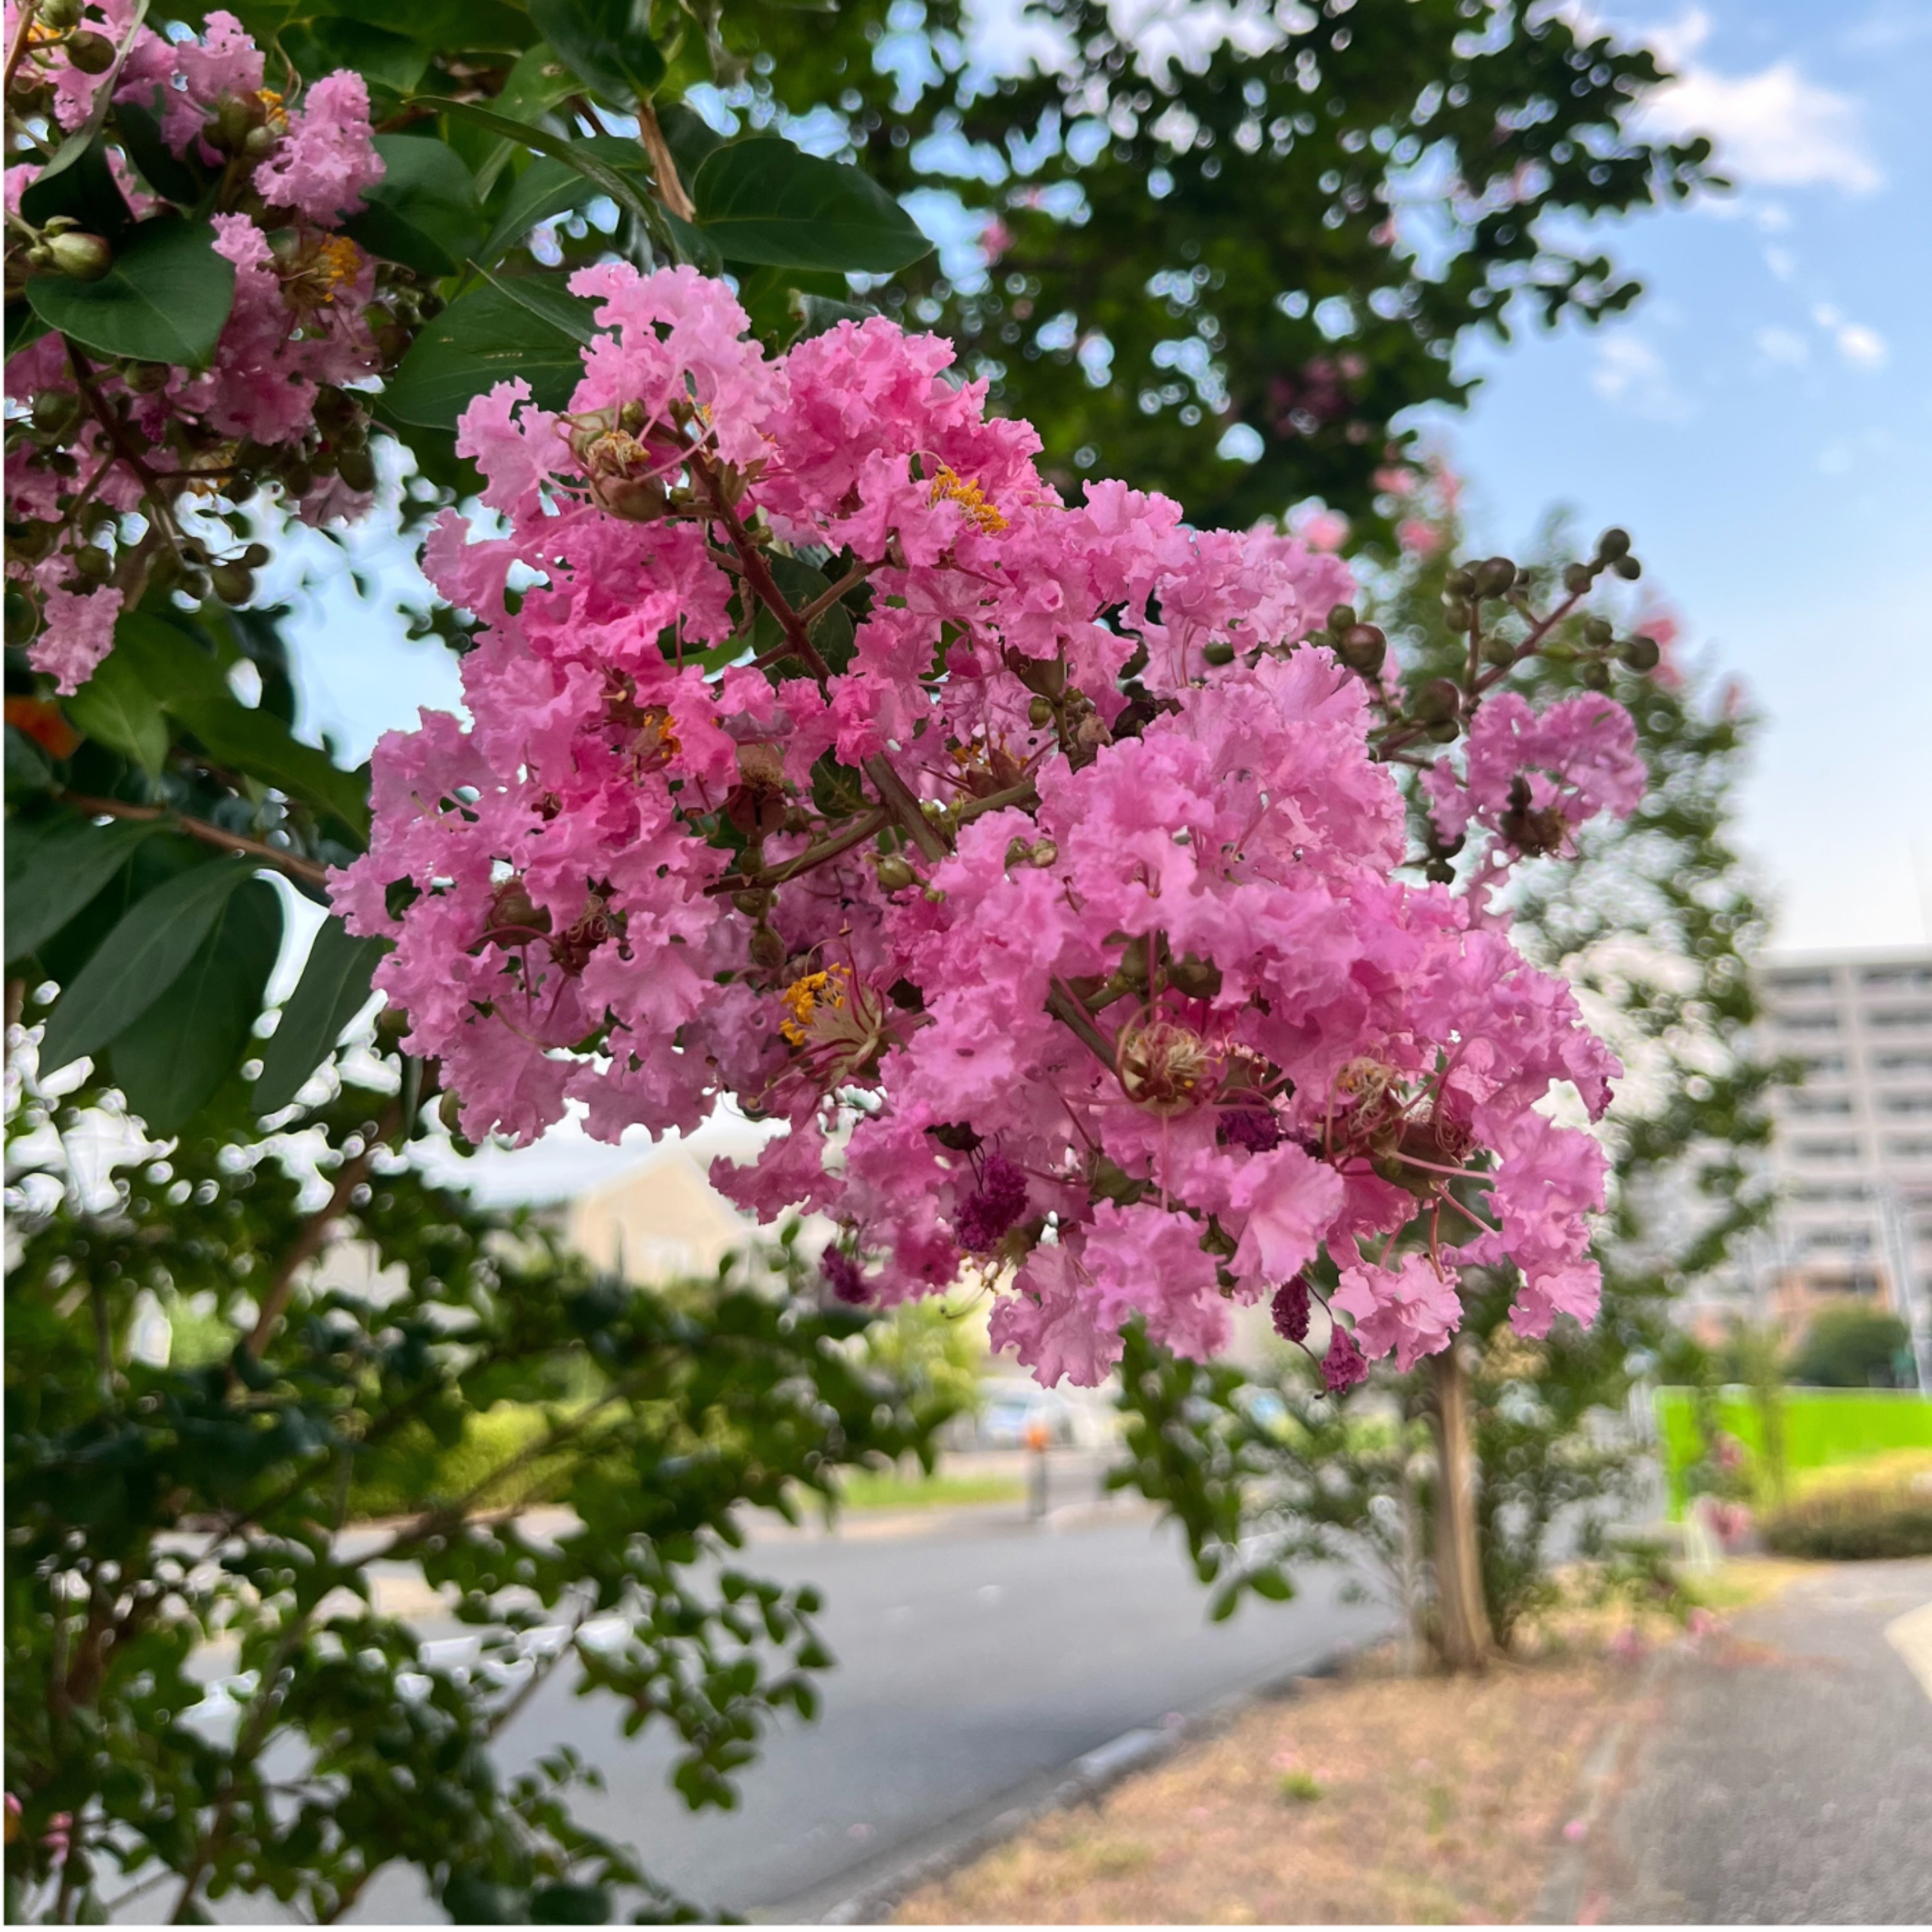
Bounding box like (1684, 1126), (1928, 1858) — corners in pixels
(779, 965), (848, 1046)
(928, 464), (1007, 534)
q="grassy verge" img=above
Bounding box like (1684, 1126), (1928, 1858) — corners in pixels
(835, 1469), (1024, 1512)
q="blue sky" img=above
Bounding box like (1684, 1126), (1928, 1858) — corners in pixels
(287, 0), (1932, 966)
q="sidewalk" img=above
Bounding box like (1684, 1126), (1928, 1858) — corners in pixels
(1582, 1557), (1932, 1924)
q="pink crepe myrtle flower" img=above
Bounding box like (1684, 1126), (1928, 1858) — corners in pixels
(252, 70), (383, 220)
(333, 268), (1634, 1389)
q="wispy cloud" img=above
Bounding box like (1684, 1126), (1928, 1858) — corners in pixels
(1813, 304), (1889, 368)
(1589, 336), (1694, 423)
(1636, 8), (1884, 196)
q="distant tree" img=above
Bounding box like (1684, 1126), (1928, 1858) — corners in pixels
(1788, 1305), (1911, 1389)
(1115, 471), (1774, 1662)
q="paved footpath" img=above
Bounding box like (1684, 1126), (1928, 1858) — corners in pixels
(1591, 1557), (1932, 1924)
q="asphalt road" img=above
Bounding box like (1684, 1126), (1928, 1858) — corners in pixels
(1595, 1557), (1932, 1924)
(341, 1508), (1385, 1923)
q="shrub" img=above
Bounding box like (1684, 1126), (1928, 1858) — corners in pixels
(1762, 1475), (1932, 1561)
(1788, 1306), (1912, 1388)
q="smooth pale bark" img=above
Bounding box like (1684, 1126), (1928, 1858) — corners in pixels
(1430, 1343), (1493, 1671)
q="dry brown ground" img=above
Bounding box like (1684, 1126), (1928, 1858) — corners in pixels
(895, 1566), (1803, 1927)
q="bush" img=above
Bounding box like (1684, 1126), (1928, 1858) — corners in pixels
(1763, 1475), (1932, 1561)
(1788, 1305), (1911, 1388)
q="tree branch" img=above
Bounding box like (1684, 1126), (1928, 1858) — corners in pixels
(61, 794), (332, 889)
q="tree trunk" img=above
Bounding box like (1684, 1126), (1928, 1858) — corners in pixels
(1429, 1343), (1493, 1672)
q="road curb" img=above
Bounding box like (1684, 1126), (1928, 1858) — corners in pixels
(793, 1636), (1372, 1926)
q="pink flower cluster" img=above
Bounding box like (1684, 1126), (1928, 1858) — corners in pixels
(336, 267), (1640, 1390)
(4, 6), (384, 691)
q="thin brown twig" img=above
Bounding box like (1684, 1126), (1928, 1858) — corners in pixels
(1045, 976), (1118, 1075)
(863, 753), (950, 862)
(635, 98), (696, 223)
(61, 793), (332, 888)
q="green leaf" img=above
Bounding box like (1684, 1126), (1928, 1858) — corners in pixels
(254, 916), (387, 1113)
(111, 612), (370, 841)
(692, 138), (931, 274)
(20, 136), (135, 245)
(108, 878), (283, 1132)
(309, 18), (430, 95)
(468, 42), (578, 197)
(384, 276), (598, 431)
(24, 220), (236, 370)
(529, 0), (664, 102)
(791, 290), (878, 341)
(345, 137), (485, 279)
(62, 647), (167, 774)
(4, 300), (52, 361)
(424, 99), (665, 243)
(111, 94), (206, 207)
(477, 155), (598, 265)
(757, 552), (855, 670)
(39, 858), (252, 1073)
(5, 723), (55, 797)
(4, 815), (165, 966)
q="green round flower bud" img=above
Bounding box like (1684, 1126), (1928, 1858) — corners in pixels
(1582, 659), (1613, 691)
(30, 390), (79, 434)
(1336, 623), (1386, 676)
(1413, 677), (1461, 723)
(65, 29), (115, 73)
(1326, 603), (1358, 636)
(209, 562), (255, 605)
(1425, 717), (1461, 743)
(1481, 635), (1515, 668)
(1201, 640), (1236, 667)
(1582, 616), (1613, 646)
(1596, 527), (1632, 561)
(1027, 695), (1054, 728)
(1439, 594), (1472, 632)
(46, 231), (113, 281)
(1562, 562), (1593, 594)
(1611, 554), (1642, 581)
(336, 447), (377, 494)
(72, 544), (113, 583)
(1622, 634), (1661, 672)
(1472, 555), (1517, 598)
(1444, 566), (1475, 598)
(875, 854), (916, 891)
(749, 925), (786, 970)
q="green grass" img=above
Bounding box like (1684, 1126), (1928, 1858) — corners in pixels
(1278, 1770), (1325, 1804)
(832, 1469), (1024, 1511)
(1656, 1387), (1932, 1517)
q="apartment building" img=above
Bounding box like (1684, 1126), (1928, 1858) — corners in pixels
(1732, 948), (1932, 1373)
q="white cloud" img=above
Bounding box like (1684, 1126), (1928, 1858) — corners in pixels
(1589, 336), (1694, 423)
(1763, 244), (1797, 281)
(1755, 326), (1809, 368)
(1813, 303), (1889, 368)
(1636, 8), (1883, 195)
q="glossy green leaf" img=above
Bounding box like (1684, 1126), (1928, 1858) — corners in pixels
(109, 877), (283, 1132)
(20, 136), (135, 244)
(109, 93), (205, 206)
(529, 0), (663, 102)
(345, 137), (485, 278)
(39, 857), (252, 1072)
(20, 0), (151, 198)
(5, 723), (55, 797)
(24, 220), (236, 370)
(254, 915), (388, 1113)
(4, 300), (51, 361)
(474, 135), (650, 265)
(111, 612), (371, 840)
(4, 815), (165, 966)
(62, 647), (167, 775)
(469, 42), (578, 196)
(425, 99), (665, 242)
(384, 276), (598, 430)
(692, 138), (931, 273)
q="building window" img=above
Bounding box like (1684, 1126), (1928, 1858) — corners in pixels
(1770, 971), (1834, 993)
(1866, 1008), (1932, 1029)
(1799, 1052), (1849, 1074)
(1778, 1012), (1842, 1032)
(1881, 1093), (1932, 1115)
(1876, 1050), (1932, 1074)
(1886, 1137), (1932, 1159)
(1792, 1138), (1860, 1160)
(1785, 1092), (1853, 1115)
(1862, 967), (1932, 992)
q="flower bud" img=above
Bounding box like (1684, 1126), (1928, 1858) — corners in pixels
(749, 925), (786, 970)
(1425, 857), (1455, 884)
(209, 562), (255, 604)
(65, 29), (115, 73)
(72, 544), (113, 583)
(875, 854), (916, 891)
(1326, 603), (1358, 636)
(1582, 616), (1613, 646)
(732, 889), (769, 917)
(214, 91), (260, 150)
(1481, 635), (1515, 668)
(1622, 634), (1661, 672)
(240, 542), (271, 569)
(30, 390), (79, 434)
(1336, 623), (1386, 676)
(1610, 554), (1641, 581)
(1027, 696), (1054, 728)
(438, 1089), (465, 1132)
(336, 446), (377, 494)
(1439, 594), (1471, 632)
(1472, 555), (1517, 598)
(1201, 640), (1236, 667)
(1425, 716), (1461, 743)
(242, 122), (278, 158)
(1582, 659), (1612, 691)
(46, 232), (113, 281)
(125, 361), (171, 393)
(1596, 527), (1631, 561)
(1562, 562), (1593, 594)
(1444, 566), (1475, 598)
(1412, 677), (1461, 724)
(41, 0), (84, 25)
(1028, 839), (1058, 869)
